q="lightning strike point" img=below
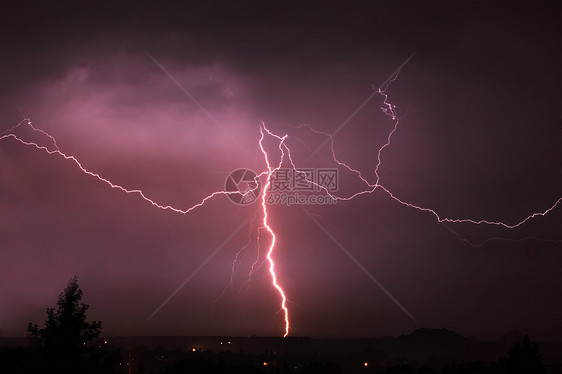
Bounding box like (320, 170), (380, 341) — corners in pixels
(2, 58), (560, 338)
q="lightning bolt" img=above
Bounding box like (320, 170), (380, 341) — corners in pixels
(293, 78), (562, 230)
(255, 75), (560, 331)
(258, 124), (290, 337)
(2, 65), (560, 338)
(1, 116), (294, 336)
(1, 120), (254, 215)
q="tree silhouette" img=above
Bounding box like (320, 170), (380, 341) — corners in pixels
(27, 276), (118, 373)
(506, 335), (545, 374)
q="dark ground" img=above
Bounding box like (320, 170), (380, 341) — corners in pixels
(1, 328), (561, 373)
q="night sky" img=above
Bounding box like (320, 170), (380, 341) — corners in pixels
(1, 1), (561, 340)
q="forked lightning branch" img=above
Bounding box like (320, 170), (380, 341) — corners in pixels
(1, 61), (560, 337)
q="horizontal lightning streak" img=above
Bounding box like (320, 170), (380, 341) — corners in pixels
(440, 223), (562, 248)
(3, 54), (560, 338)
(1, 130), (247, 215)
(1, 119), (290, 334)
(296, 97), (562, 231)
(378, 185), (562, 230)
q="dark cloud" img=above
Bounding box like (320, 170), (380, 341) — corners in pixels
(0, 1), (560, 339)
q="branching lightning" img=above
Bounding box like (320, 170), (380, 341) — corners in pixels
(2, 66), (560, 337)
(211, 213), (258, 313)
(258, 125), (290, 337)
(0, 120), (256, 215)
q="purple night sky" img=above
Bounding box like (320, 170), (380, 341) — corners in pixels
(0, 1), (560, 340)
